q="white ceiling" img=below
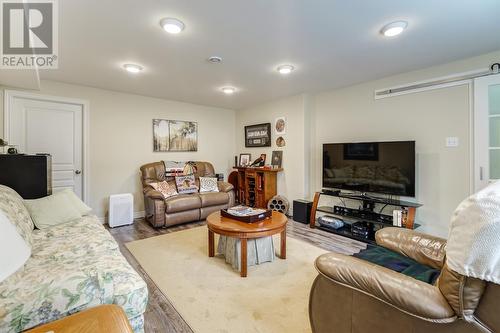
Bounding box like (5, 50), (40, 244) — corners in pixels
(38, 0), (500, 110)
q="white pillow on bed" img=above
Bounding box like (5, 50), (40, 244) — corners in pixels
(0, 210), (31, 282)
(58, 189), (92, 216)
(24, 191), (83, 229)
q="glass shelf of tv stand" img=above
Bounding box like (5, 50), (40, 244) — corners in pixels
(321, 190), (422, 208)
(317, 224), (378, 245)
(315, 206), (421, 229)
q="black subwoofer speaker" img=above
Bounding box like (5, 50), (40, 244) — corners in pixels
(0, 154), (52, 199)
(293, 199), (312, 224)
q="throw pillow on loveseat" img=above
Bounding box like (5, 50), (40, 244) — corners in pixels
(175, 174), (198, 194)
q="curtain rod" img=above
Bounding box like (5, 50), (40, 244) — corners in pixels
(375, 62), (500, 97)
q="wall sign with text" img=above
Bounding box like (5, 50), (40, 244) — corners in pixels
(245, 123), (271, 148)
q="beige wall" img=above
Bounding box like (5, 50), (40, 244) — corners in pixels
(0, 80), (236, 218)
(235, 94), (309, 208)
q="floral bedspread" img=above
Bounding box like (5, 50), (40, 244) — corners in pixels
(0, 185), (34, 249)
(0, 216), (148, 332)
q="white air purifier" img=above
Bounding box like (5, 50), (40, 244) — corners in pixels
(109, 193), (134, 227)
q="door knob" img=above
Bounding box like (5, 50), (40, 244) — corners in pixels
(75, 170), (82, 175)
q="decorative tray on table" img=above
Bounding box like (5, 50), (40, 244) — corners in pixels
(221, 205), (272, 223)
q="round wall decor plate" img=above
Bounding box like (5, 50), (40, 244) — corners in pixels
(276, 136), (286, 147)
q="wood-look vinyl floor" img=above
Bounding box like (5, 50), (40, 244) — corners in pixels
(107, 218), (366, 333)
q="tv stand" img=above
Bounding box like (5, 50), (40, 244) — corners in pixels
(310, 191), (422, 244)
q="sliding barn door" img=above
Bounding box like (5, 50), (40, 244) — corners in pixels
(474, 74), (500, 190)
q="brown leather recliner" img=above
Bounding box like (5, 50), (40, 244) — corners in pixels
(309, 228), (500, 333)
(140, 161), (235, 228)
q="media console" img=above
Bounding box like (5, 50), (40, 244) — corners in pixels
(234, 167), (283, 208)
(309, 191), (422, 244)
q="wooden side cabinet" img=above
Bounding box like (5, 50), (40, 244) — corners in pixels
(235, 167), (283, 208)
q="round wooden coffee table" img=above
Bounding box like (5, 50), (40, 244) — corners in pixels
(206, 210), (287, 277)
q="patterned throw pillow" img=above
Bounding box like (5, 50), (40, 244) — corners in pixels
(150, 181), (178, 198)
(199, 177), (219, 193)
(175, 174), (198, 194)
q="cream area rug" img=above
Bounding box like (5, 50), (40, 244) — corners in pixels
(126, 226), (329, 333)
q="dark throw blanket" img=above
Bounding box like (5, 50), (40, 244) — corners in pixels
(353, 245), (441, 284)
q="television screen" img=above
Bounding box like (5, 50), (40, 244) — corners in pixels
(322, 141), (415, 197)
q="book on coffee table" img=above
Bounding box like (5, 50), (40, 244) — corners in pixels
(222, 206), (272, 222)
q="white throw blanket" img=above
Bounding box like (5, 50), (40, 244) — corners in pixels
(163, 160), (186, 177)
(446, 181), (500, 284)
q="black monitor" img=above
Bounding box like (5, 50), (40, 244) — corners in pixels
(322, 141), (415, 197)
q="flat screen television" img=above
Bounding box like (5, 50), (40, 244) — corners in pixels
(322, 141), (415, 197)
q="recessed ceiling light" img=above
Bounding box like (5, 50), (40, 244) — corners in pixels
(277, 64), (294, 75)
(221, 87), (236, 95)
(207, 56), (223, 64)
(123, 63), (143, 73)
(160, 18), (185, 34)
(380, 21), (408, 37)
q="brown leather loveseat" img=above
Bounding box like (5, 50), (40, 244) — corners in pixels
(140, 161), (235, 228)
(309, 227), (500, 333)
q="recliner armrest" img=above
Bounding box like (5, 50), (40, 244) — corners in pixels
(375, 227), (446, 269)
(315, 253), (456, 323)
(217, 181), (234, 193)
(142, 188), (166, 228)
(144, 187), (164, 200)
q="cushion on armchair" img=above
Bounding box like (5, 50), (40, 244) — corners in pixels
(199, 192), (229, 207)
(375, 227), (446, 269)
(164, 194), (201, 213)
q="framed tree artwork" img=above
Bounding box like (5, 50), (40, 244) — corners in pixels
(153, 119), (198, 152)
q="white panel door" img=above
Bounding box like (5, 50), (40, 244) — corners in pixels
(7, 96), (84, 198)
(474, 74), (500, 191)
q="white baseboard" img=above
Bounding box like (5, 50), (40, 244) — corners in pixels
(98, 211), (145, 224)
(134, 211), (146, 219)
